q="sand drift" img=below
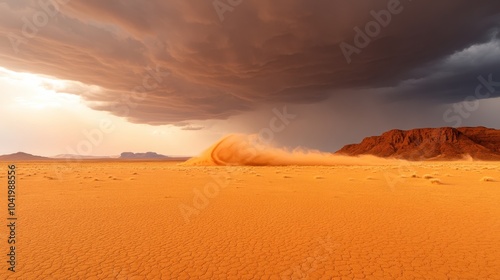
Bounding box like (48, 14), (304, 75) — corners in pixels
(184, 134), (392, 166)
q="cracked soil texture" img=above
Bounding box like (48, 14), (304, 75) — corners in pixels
(0, 161), (499, 279)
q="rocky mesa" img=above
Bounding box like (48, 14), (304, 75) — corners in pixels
(336, 127), (500, 160)
(119, 152), (169, 159)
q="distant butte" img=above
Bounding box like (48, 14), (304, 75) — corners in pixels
(119, 152), (169, 159)
(335, 127), (500, 161)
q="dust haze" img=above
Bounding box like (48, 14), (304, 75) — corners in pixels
(184, 134), (394, 166)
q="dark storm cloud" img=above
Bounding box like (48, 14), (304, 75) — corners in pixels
(0, 0), (499, 125)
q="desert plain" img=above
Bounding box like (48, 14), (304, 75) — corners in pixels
(0, 159), (499, 280)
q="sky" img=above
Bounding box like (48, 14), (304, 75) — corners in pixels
(1, 0), (500, 157)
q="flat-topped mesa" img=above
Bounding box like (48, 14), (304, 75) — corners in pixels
(336, 127), (500, 161)
(119, 152), (169, 159)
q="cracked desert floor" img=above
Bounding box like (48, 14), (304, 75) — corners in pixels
(1, 161), (499, 279)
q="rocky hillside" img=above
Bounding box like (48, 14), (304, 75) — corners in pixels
(0, 152), (50, 161)
(336, 127), (500, 160)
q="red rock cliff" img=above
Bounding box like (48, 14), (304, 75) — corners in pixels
(336, 127), (500, 160)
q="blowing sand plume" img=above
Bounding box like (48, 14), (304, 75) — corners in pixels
(183, 134), (393, 166)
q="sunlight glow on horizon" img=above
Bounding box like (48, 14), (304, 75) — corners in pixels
(0, 66), (221, 157)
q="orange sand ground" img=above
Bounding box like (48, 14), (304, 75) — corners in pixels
(0, 161), (499, 279)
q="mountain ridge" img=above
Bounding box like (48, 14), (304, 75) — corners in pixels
(0, 152), (50, 161)
(335, 127), (500, 160)
(119, 152), (169, 159)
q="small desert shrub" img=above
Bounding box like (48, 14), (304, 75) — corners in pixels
(430, 179), (442, 185)
(480, 177), (495, 182)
